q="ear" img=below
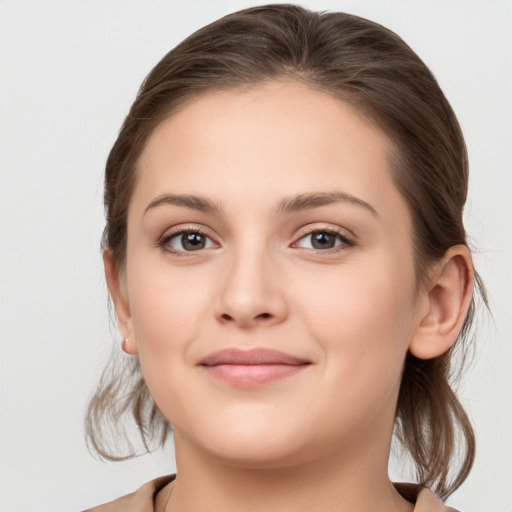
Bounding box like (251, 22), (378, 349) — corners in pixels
(103, 249), (138, 355)
(409, 245), (474, 360)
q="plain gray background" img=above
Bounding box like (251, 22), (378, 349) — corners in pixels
(1, 1), (511, 511)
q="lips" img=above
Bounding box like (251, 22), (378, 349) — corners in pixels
(199, 348), (311, 387)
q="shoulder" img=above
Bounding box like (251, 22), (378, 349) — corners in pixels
(395, 483), (462, 512)
(83, 475), (175, 512)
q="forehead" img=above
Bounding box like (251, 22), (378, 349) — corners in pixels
(134, 80), (405, 221)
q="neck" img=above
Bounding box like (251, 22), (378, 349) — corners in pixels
(164, 433), (414, 512)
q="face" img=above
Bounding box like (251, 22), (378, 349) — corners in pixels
(114, 81), (427, 470)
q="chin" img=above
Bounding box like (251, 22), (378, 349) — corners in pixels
(182, 418), (322, 470)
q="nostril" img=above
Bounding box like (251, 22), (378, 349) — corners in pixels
(218, 311), (274, 323)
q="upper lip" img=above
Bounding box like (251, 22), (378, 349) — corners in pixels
(199, 348), (310, 366)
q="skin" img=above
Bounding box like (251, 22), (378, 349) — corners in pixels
(105, 80), (473, 512)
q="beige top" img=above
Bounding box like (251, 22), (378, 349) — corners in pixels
(84, 475), (460, 512)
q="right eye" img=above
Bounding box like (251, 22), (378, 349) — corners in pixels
(161, 230), (217, 253)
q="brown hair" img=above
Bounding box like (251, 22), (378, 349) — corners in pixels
(86, 4), (487, 499)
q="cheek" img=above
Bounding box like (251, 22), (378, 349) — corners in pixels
(295, 254), (418, 386)
(127, 263), (211, 362)
(125, 264), (215, 426)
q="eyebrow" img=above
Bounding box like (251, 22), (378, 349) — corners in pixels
(276, 191), (378, 217)
(144, 191), (378, 217)
(144, 194), (221, 215)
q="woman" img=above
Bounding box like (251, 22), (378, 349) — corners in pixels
(84, 5), (485, 511)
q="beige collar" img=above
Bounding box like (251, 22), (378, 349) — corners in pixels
(86, 474), (459, 512)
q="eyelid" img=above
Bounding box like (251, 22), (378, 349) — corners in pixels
(157, 224), (219, 255)
(156, 223), (356, 256)
(291, 225), (356, 251)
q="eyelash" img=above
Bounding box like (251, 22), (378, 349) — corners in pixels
(293, 227), (355, 253)
(157, 227), (216, 257)
(157, 226), (356, 256)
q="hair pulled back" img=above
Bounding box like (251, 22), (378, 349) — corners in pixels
(86, 4), (486, 499)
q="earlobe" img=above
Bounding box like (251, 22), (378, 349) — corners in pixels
(103, 249), (138, 355)
(409, 245), (474, 360)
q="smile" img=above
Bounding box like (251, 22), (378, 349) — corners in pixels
(198, 348), (311, 387)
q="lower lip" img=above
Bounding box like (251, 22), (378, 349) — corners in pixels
(201, 364), (309, 387)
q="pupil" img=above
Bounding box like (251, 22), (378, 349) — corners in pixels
(312, 232), (334, 249)
(183, 233), (205, 250)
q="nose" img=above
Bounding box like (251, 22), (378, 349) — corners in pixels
(214, 248), (288, 329)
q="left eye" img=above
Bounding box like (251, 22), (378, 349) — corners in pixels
(295, 230), (348, 250)
(166, 231), (216, 252)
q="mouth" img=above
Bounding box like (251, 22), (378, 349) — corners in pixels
(198, 348), (311, 387)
